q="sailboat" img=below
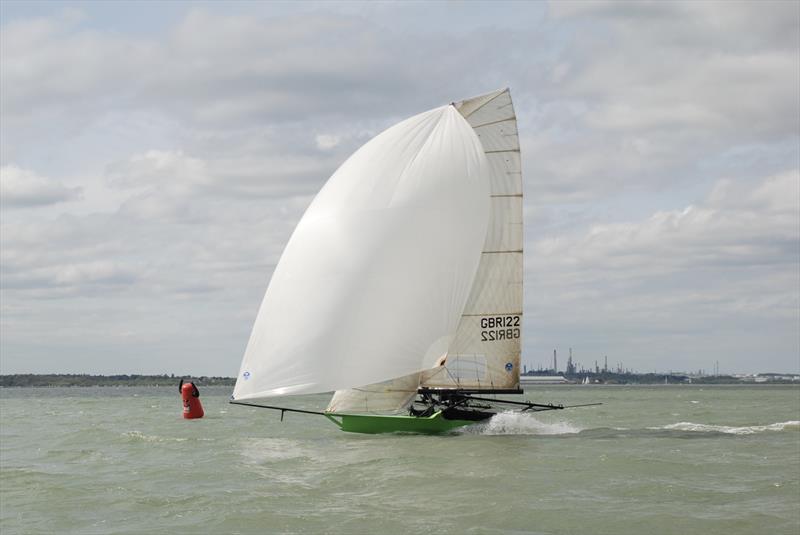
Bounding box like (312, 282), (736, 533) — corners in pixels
(231, 88), (596, 433)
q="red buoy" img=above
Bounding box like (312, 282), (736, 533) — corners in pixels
(180, 380), (204, 419)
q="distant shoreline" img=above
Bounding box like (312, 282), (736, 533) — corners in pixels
(0, 374), (236, 387)
(0, 373), (797, 388)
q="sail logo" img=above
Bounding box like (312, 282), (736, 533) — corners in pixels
(480, 315), (521, 342)
(505, 362), (514, 372)
(242, 371), (251, 380)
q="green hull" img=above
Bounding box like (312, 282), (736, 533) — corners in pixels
(324, 410), (476, 434)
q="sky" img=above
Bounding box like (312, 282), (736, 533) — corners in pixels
(1, 0), (798, 376)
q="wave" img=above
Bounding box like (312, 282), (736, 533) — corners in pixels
(459, 411), (582, 436)
(122, 431), (214, 443)
(650, 421), (799, 435)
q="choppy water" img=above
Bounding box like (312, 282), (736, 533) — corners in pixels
(1, 385), (798, 534)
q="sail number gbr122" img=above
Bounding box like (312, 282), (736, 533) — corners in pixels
(480, 315), (521, 342)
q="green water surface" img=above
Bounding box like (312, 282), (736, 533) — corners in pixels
(1, 385), (798, 535)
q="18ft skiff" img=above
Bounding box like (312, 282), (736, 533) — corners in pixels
(230, 88), (597, 433)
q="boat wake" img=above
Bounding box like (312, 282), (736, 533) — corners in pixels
(460, 417), (800, 437)
(648, 420), (799, 435)
(460, 411), (582, 436)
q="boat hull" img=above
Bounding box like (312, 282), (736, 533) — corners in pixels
(325, 410), (478, 434)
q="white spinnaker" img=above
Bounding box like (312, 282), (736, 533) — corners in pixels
(233, 105), (490, 401)
(421, 88), (523, 390)
(329, 88), (523, 413)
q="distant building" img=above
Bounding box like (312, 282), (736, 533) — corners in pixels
(566, 351), (576, 375)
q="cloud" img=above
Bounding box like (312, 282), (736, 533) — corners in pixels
(540, 169), (798, 271)
(103, 146), (336, 224)
(0, 7), (505, 133)
(521, 0), (800, 203)
(315, 134), (340, 151)
(552, 1), (799, 52)
(527, 169), (799, 371)
(0, 3), (797, 374)
(0, 14), (155, 121)
(3, 259), (138, 293)
(0, 165), (81, 207)
(106, 150), (208, 191)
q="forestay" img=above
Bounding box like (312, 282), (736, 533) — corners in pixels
(233, 105), (491, 401)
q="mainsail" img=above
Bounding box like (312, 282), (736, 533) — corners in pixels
(421, 88), (523, 391)
(233, 105), (491, 401)
(328, 88), (522, 413)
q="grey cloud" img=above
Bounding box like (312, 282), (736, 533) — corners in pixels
(104, 147), (335, 212)
(552, 1), (799, 52)
(533, 170), (799, 276)
(520, 0), (800, 206)
(555, 2), (800, 138)
(0, 16), (155, 119)
(526, 170), (799, 372)
(0, 3), (797, 374)
(2, 260), (138, 292)
(0, 165), (81, 207)
(1, 8), (491, 129)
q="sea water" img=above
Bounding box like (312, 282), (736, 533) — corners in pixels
(1, 385), (798, 535)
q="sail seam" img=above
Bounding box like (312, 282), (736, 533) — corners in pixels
(490, 194), (523, 198)
(482, 250), (523, 254)
(484, 149), (521, 154)
(462, 312), (523, 316)
(471, 117), (518, 129)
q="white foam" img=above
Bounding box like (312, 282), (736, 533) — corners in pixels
(460, 411), (582, 436)
(122, 431), (214, 442)
(652, 421), (800, 435)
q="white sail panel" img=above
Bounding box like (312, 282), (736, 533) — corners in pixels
(326, 372), (421, 414)
(461, 253), (523, 314)
(454, 88), (507, 119)
(483, 197), (523, 253)
(422, 88), (523, 391)
(233, 105), (490, 401)
(422, 322), (521, 390)
(462, 89), (515, 126)
(485, 152), (522, 196)
(473, 119), (519, 153)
